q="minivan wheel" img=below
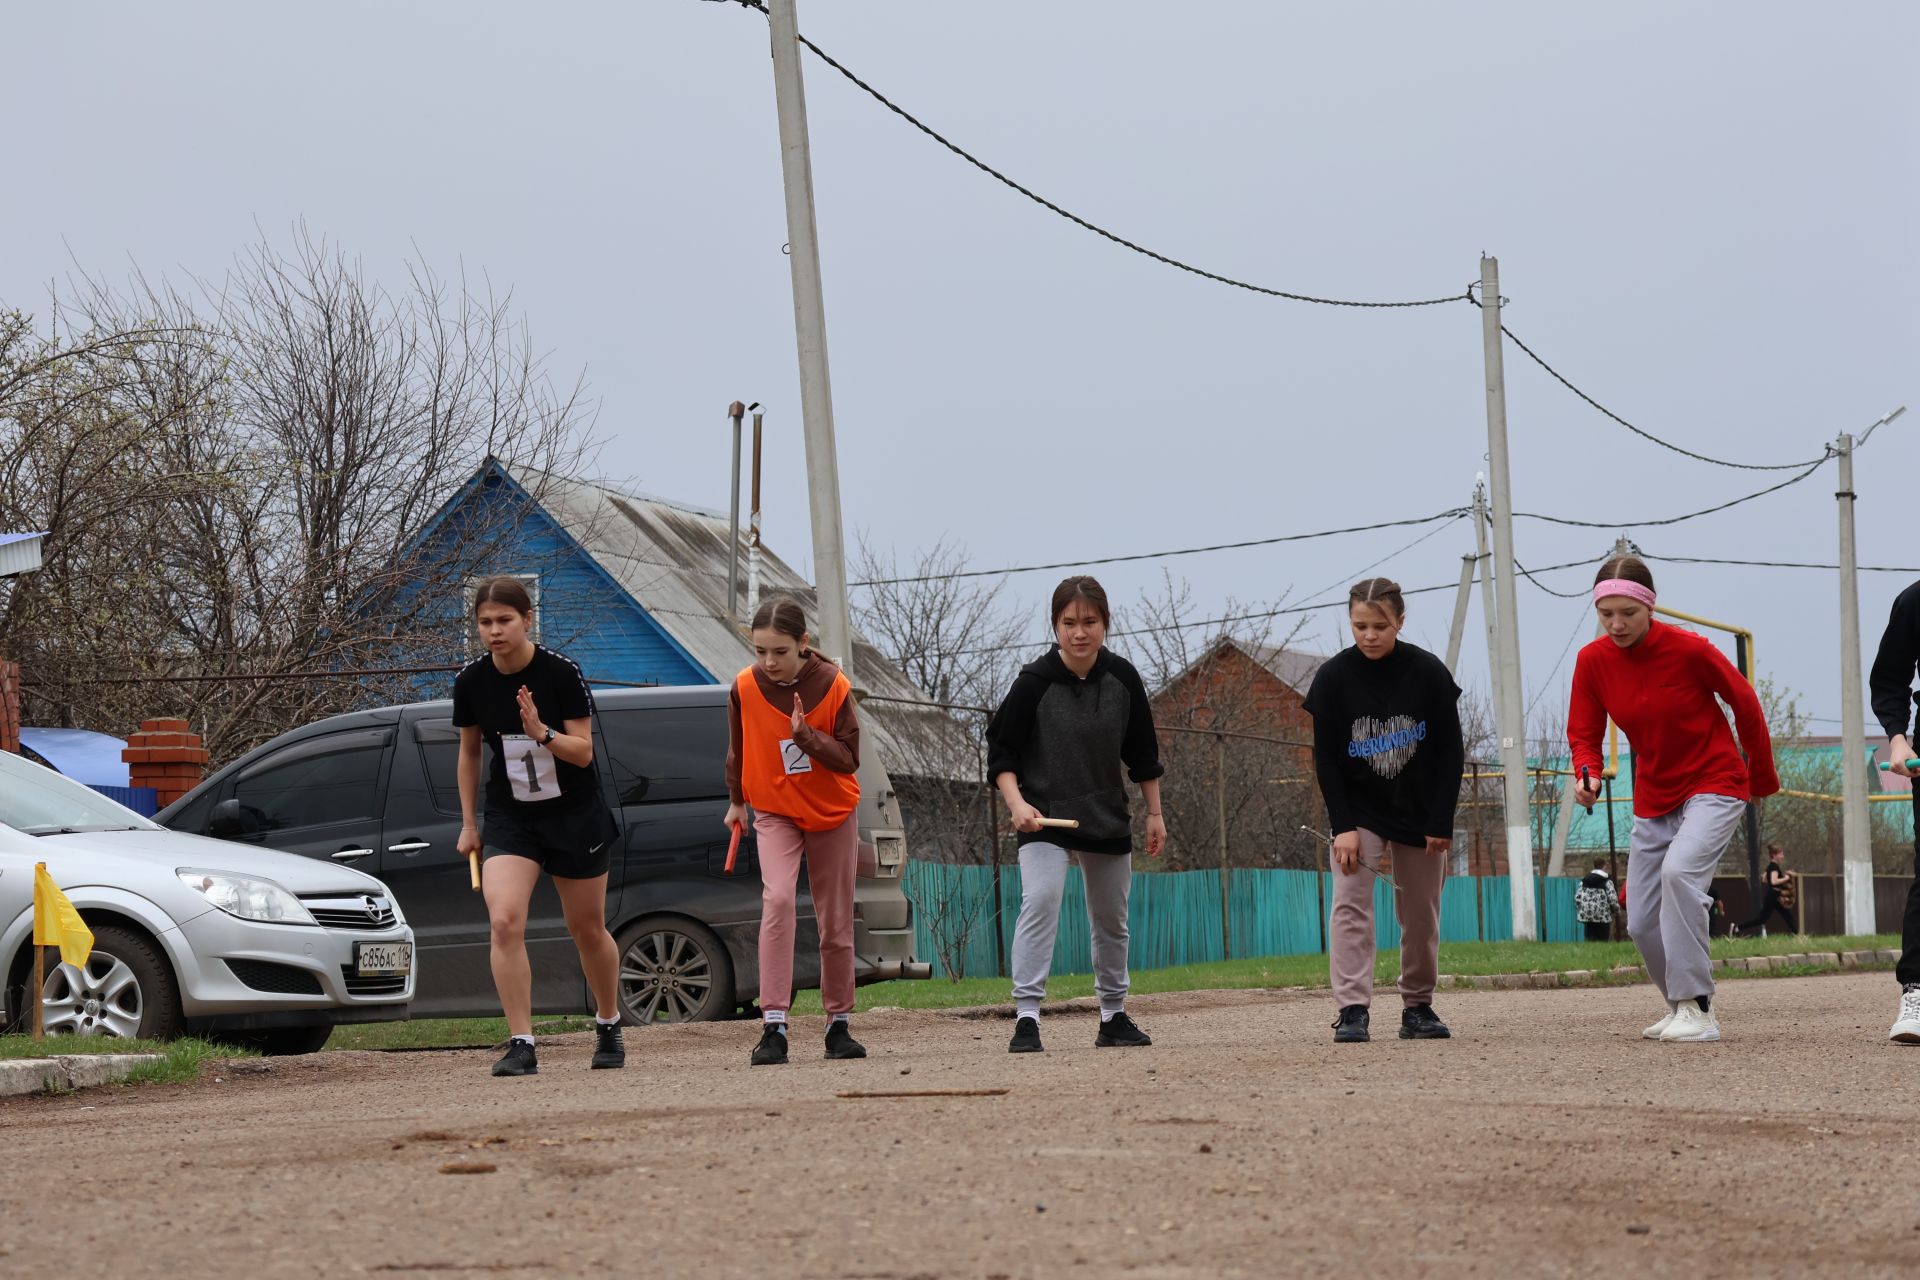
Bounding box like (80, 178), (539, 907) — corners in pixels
(37, 925), (184, 1042)
(616, 917), (733, 1023)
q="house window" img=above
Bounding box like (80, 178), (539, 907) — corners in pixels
(464, 573), (541, 657)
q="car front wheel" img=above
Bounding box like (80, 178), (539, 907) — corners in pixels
(615, 917), (733, 1023)
(37, 925), (184, 1042)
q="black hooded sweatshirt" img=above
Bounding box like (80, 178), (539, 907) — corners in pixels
(986, 646), (1164, 855)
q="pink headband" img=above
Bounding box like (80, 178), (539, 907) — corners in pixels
(1592, 578), (1655, 609)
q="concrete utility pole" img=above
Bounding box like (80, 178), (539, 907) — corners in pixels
(726, 401), (746, 622)
(1837, 405), (1907, 933)
(767, 0), (853, 667)
(1477, 257), (1536, 940)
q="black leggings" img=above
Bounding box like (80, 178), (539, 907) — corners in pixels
(1738, 895), (1796, 934)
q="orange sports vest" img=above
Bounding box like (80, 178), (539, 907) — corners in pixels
(735, 667), (862, 832)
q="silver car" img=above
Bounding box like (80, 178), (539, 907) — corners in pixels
(0, 749), (414, 1054)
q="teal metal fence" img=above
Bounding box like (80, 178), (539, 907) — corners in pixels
(905, 862), (1582, 980)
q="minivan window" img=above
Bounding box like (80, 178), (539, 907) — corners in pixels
(230, 732), (387, 832)
(413, 718), (461, 815)
(600, 707), (729, 805)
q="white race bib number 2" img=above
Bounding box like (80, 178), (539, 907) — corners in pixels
(501, 734), (560, 802)
(779, 738), (813, 776)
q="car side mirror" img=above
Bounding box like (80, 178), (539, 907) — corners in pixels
(208, 799), (254, 839)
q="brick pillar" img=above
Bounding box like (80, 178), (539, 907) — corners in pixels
(122, 718), (209, 808)
(0, 659), (18, 753)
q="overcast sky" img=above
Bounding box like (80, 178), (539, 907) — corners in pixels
(4, 1), (1914, 732)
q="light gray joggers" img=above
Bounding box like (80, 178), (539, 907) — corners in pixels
(1010, 842), (1131, 1018)
(1628, 793), (1747, 1004)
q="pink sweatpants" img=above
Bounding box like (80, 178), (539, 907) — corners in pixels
(754, 811), (858, 1016)
(1329, 829), (1446, 1009)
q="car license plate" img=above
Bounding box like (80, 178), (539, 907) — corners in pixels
(355, 941), (412, 976)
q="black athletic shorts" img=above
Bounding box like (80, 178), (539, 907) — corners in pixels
(481, 801), (618, 880)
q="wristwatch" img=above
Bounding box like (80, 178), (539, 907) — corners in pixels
(541, 727), (556, 746)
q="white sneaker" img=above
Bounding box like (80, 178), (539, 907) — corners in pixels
(1659, 1003), (1721, 1043)
(1891, 984), (1920, 1045)
(1642, 1003), (1679, 1040)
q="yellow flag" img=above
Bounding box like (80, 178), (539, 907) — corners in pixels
(33, 863), (94, 969)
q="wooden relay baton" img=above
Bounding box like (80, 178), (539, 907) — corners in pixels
(1034, 817), (1080, 830)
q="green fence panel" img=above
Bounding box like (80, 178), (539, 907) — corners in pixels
(907, 861), (1586, 979)
(1440, 876), (1482, 942)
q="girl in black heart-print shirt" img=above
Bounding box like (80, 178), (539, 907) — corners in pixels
(1302, 578), (1465, 1045)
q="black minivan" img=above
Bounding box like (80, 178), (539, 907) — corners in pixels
(157, 685), (928, 1020)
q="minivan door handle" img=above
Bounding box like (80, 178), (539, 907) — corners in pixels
(386, 840), (432, 855)
(332, 848), (375, 861)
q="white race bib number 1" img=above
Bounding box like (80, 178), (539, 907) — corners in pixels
(501, 733), (560, 802)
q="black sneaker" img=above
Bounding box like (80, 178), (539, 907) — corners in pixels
(1399, 1004), (1452, 1040)
(750, 1023), (789, 1066)
(591, 1020), (625, 1069)
(1095, 1011), (1152, 1047)
(1008, 1015), (1043, 1054)
(824, 1021), (867, 1060)
(491, 1039), (538, 1077)
(1332, 1005), (1370, 1043)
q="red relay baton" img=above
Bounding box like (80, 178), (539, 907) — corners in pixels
(724, 821), (743, 873)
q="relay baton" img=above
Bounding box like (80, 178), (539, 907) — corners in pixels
(468, 850), (481, 892)
(1578, 766), (1595, 815)
(1300, 825), (1398, 889)
(1034, 817), (1081, 830)
(724, 820), (743, 873)
(1878, 759), (1920, 772)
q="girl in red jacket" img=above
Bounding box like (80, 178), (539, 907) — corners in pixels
(1570, 556), (1779, 1043)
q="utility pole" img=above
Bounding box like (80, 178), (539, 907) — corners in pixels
(726, 401), (746, 622)
(1478, 256), (1536, 940)
(1443, 535), (1477, 675)
(1837, 405), (1907, 934)
(767, 0), (853, 667)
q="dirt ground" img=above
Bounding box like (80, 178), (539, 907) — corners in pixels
(2, 973), (1917, 1279)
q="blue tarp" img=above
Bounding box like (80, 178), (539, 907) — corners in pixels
(19, 727), (131, 787)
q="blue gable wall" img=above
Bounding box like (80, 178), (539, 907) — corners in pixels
(397, 464), (712, 697)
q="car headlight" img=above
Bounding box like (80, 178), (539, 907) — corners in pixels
(177, 870), (316, 926)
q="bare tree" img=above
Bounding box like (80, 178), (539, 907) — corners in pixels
(850, 536), (1027, 978)
(1, 230), (602, 762)
(1117, 572), (1320, 872)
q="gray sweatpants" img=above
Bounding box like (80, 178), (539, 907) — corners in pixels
(1010, 842), (1132, 1018)
(1627, 793), (1746, 1004)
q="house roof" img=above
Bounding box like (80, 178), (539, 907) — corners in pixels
(497, 462), (976, 782)
(1156, 636), (1330, 698)
(0, 531), (45, 578)
(1244, 643), (1330, 694)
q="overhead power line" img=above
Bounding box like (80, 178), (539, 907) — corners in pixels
(1640, 551), (1920, 574)
(1484, 309), (1836, 474)
(851, 509), (1468, 587)
(1511, 455), (1829, 529)
(929, 554), (1603, 659)
(723, 0), (1467, 310)
(712, 2), (1837, 484)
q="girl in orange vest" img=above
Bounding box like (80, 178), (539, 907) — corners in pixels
(724, 597), (867, 1066)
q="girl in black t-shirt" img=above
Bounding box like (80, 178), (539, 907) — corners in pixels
(452, 577), (623, 1078)
(1302, 578), (1465, 1045)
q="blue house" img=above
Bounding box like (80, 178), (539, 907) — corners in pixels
(397, 458), (970, 781)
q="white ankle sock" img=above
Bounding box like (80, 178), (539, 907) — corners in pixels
(829, 1013), (849, 1027)
(595, 1015), (620, 1028)
(511, 1034), (534, 1047)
